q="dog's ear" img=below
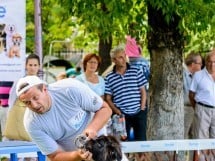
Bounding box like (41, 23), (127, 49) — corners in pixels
(85, 135), (122, 161)
(85, 139), (104, 161)
(105, 135), (122, 161)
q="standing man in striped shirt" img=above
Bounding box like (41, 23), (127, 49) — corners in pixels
(104, 44), (148, 141)
(0, 81), (13, 139)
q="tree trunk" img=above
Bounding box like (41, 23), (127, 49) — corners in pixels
(148, 47), (184, 137)
(98, 35), (112, 74)
(146, 2), (185, 161)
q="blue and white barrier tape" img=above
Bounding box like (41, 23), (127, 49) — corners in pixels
(121, 139), (215, 153)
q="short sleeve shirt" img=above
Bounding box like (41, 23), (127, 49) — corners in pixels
(190, 68), (215, 106)
(24, 78), (103, 155)
(105, 64), (147, 115)
(76, 73), (105, 96)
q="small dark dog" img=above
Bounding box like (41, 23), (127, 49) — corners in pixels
(75, 135), (123, 161)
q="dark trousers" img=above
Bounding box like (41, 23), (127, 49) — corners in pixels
(124, 109), (147, 141)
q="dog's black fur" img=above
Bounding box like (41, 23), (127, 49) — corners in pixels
(85, 135), (122, 161)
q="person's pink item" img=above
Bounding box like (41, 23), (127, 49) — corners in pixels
(125, 35), (140, 57)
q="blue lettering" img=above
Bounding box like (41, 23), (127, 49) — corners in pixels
(0, 6), (6, 18)
(140, 144), (150, 148)
(211, 142), (215, 146)
(189, 142), (199, 146)
(164, 143), (175, 147)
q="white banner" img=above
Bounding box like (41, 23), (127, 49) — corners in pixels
(0, 0), (26, 81)
(121, 139), (215, 153)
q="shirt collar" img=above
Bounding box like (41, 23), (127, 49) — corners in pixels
(112, 63), (130, 73)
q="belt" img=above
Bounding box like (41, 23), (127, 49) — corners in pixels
(197, 102), (215, 108)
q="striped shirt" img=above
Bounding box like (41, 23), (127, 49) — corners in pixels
(0, 81), (13, 107)
(105, 63), (147, 115)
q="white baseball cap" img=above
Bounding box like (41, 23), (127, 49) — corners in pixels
(16, 75), (47, 96)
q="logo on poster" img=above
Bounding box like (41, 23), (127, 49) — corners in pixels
(0, 6), (6, 18)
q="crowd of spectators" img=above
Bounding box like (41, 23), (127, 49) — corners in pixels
(1, 35), (215, 161)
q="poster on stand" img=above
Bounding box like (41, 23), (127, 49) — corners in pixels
(0, 0), (26, 81)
